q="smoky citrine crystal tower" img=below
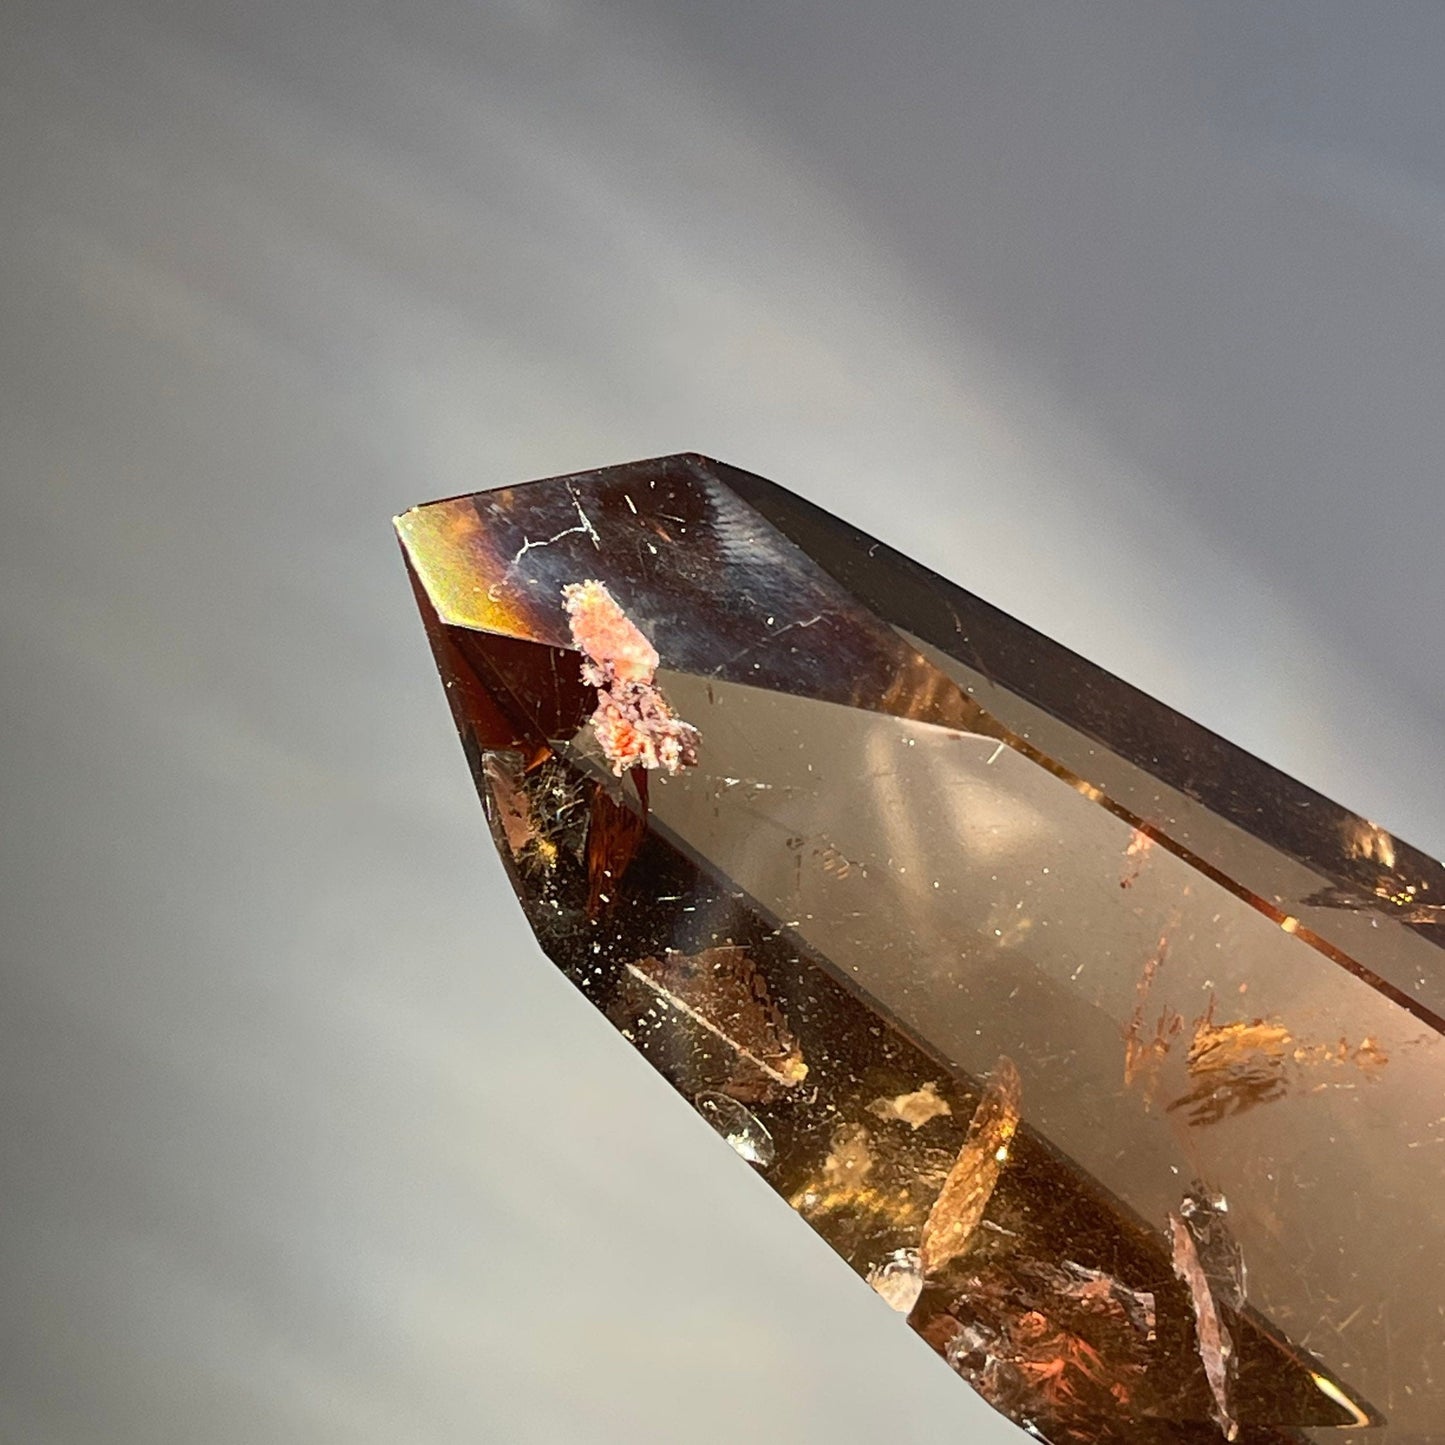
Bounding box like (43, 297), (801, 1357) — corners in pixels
(397, 455), (1443, 1444)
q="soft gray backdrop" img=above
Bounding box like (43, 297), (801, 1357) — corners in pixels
(3, 2), (1442, 1442)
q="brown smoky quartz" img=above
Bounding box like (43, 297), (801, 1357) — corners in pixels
(397, 455), (1443, 1444)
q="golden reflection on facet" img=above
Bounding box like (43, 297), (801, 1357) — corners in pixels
(1310, 1371), (1373, 1428)
(396, 500), (552, 641)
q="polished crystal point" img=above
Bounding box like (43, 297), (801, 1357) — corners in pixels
(397, 455), (1443, 1444)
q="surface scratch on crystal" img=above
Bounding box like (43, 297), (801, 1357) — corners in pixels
(919, 1056), (1021, 1277)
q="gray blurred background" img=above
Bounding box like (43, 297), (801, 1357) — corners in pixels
(3, 2), (1443, 1441)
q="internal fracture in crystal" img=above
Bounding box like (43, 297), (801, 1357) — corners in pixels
(398, 454), (1444, 1444)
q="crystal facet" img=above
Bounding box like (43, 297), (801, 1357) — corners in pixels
(398, 455), (1444, 1444)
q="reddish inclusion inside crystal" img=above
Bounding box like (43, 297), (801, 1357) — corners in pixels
(399, 456), (1442, 1444)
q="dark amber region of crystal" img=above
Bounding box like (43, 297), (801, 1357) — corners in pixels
(397, 455), (1443, 1444)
